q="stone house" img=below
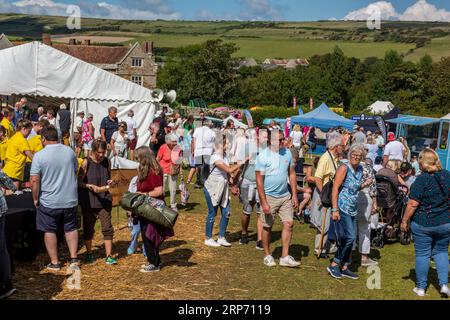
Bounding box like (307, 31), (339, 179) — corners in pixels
(43, 34), (158, 89)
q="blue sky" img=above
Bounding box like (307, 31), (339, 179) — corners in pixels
(1, 0), (450, 21)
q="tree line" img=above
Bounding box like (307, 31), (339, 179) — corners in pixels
(157, 39), (450, 117)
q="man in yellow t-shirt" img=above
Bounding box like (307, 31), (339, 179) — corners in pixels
(1, 110), (15, 139)
(23, 119), (50, 188)
(311, 133), (344, 257)
(3, 120), (34, 188)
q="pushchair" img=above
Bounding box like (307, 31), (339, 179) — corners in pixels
(370, 175), (411, 249)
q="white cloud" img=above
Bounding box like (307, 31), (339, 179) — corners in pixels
(344, 1), (399, 21)
(0, 0), (181, 20)
(400, 0), (450, 21)
(344, 0), (450, 22)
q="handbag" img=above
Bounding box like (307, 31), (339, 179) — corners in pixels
(120, 192), (179, 229)
(328, 218), (345, 246)
(320, 151), (338, 208)
(169, 163), (180, 176)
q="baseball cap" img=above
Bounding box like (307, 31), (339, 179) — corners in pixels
(387, 132), (395, 142)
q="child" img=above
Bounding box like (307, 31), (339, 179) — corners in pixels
(410, 155), (420, 176)
(127, 176), (146, 256)
(373, 156), (383, 173)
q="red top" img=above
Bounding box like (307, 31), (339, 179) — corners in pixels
(137, 169), (164, 201)
(157, 144), (172, 174)
(157, 144), (181, 174)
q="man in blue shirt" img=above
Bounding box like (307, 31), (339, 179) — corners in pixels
(30, 126), (79, 271)
(100, 106), (119, 145)
(256, 129), (299, 268)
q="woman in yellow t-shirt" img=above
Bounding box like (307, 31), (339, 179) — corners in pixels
(3, 120), (34, 188)
(1, 110), (15, 139)
(0, 125), (8, 167)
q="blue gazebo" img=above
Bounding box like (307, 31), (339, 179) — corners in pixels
(290, 103), (356, 131)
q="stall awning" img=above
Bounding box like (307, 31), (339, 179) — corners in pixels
(290, 103), (355, 131)
(263, 118), (287, 126)
(386, 115), (440, 126)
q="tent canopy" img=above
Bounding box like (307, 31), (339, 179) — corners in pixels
(223, 116), (248, 129)
(0, 41), (161, 148)
(263, 118), (287, 126)
(0, 41), (155, 102)
(367, 101), (395, 114)
(441, 113), (450, 121)
(290, 103), (356, 131)
(386, 115), (441, 126)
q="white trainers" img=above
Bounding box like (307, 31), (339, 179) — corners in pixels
(263, 255), (276, 267)
(279, 255), (301, 267)
(440, 285), (450, 297)
(413, 287), (425, 297)
(217, 237), (232, 247)
(361, 258), (378, 267)
(204, 238), (221, 247)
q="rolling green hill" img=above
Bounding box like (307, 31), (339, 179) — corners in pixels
(1, 13), (449, 62)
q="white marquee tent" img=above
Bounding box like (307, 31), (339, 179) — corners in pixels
(367, 101), (395, 115)
(0, 41), (158, 147)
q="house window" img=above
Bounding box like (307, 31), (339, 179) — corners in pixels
(131, 75), (143, 86)
(131, 58), (143, 67)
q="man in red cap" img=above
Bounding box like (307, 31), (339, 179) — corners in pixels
(383, 132), (404, 167)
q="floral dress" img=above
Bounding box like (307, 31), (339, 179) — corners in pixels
(82, 119), (94, 144)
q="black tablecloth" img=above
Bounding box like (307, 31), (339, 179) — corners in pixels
(5, 193), (40, 269)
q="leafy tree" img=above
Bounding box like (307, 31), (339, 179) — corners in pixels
(157, 40), (238, 104)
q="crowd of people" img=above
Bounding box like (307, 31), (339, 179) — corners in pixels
(0, 99), (448, 300)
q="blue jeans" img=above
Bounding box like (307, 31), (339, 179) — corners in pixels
(204, 188), (230, 239)
(411, 221), (450, 289)
(128, 222), (146, 257)
(333, 212), (357, 266)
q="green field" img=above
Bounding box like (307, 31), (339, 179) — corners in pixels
(405, 36), (450, 62)
(1, 13), (449, 61)
(127, 34), (416, 60)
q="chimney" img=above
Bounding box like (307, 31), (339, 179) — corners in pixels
(144, 41), (154, 55)
(42, 33), (52, 46)
(69, 38), (76, 45)
(149, 41), (154, 54)
(84, 39), (91, 45)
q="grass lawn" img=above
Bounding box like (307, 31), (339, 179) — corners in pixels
(10, 171), (449, 300)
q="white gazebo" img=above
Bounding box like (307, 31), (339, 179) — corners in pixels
(367, 101), (395, 115)
(0, 41), (160, 147)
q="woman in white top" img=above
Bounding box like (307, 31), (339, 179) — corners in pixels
(204, 134), (240, 248)
(46, 109), (57, 126)
(399, 136), (411, 162)
(364, 135), (379, 165)
(110, 121), (129, 158)
(290, 124), (303, 148)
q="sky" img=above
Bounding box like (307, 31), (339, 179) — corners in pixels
(0, 0), (450, 22)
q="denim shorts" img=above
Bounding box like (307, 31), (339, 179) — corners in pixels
(37, 205), (78, 234)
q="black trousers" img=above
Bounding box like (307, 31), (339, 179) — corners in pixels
(0, 214), (11, 286)
(139, 218), (161, 266)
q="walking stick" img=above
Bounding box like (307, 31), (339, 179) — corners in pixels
(316, 207), (327, 259)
